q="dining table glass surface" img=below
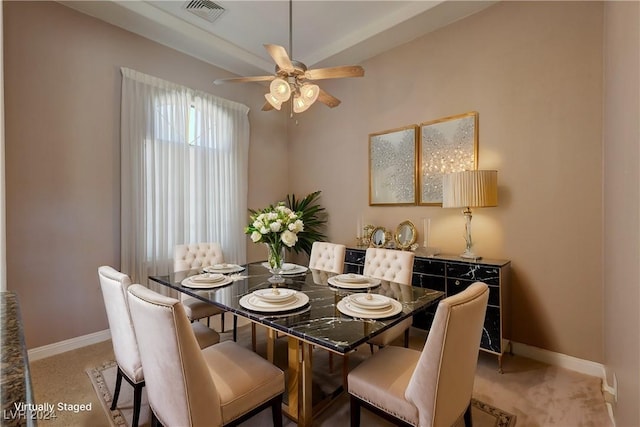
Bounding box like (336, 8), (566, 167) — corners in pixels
(149, 262), (444, 354)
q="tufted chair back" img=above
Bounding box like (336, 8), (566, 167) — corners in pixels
(309, 242), (346, 274)
(174, 243), (224, 273)
(405, 282), (489, 426)
(363, 248), (415, 285)
(127, 284), (222, 427)
(97, 266), (143, 384)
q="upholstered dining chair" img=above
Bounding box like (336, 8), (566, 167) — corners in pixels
(127, 284), (285, 427)
(363, 247), (415, 351)
(174, 242), (236, 339)
(309, 241), (346, 274)
(348, 282), (489, 427)
(98, 266), (220, 427)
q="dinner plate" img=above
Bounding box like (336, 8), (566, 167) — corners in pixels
(252, 288), (297, 303)
(348, 293), (393, 310)
(261, 263), (309, 276)
(336, 298), (403, 319)
(189, 273), (226, 283)
(239, 292), (309, 313)
(281, 265), (308, 275)
(334, 273), (369, 284)
(202, 264), (245, 274)
(261, 262), (295, 271)
(327, 276), (381, 290)
(181, 276), (233, 289)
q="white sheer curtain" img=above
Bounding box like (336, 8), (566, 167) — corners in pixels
(120, 68), (249, 288)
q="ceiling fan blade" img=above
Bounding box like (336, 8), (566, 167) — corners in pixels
(305, 65), (364, 81)
(262, 101), (275, 111)
(264, 44), (295, 73)
(317, 88), (341, 108)
(214, 75), (275, 85)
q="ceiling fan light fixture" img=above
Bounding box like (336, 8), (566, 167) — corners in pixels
(299, 83), (320, 104)
(264, 93), (283, 110)
(293, 94), (312, 113)
(269, 78), (292, 102)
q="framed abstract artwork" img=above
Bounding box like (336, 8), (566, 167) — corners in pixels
(369, 125), (418, 205)
(418, 111), (478, 205)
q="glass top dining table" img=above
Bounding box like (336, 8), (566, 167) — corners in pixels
(149, 262), (444, 426)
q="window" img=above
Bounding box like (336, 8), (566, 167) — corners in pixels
(120, 68), (250, 285)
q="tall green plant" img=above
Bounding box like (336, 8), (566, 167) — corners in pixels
(285, 191), (327, 256)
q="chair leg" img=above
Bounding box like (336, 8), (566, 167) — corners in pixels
(404, 328), (410, 348)
(463, 402), (473, 427)
(233, 315), (238, 341)
(110, 367), (123, 410)
(271, 394), (283, 427)
(350, 395), (361, 427)
(220, 312), (225, 331)
(151, 410), (163, 427)
(251, 323), (257, 351)
(369, 343), (375, 354)
(131, 382), (144, 427)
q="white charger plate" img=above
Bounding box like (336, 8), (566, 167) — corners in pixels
(328, 276), (381, 289)
(203, 264), (245, 274)
(239, 292), (309, 312)
(336, 298), (403, 319)
(181, 276), (233, 289)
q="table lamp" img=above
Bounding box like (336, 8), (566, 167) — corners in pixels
(442, 170), (498, 260)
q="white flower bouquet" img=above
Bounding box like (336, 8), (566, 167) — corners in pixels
(245, 203), (304, 272)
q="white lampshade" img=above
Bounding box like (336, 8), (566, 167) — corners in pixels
(299, 83), (319, 104)
(293, 84), (319, 113)
(269, 78), (291, 102)
(442, 170), (498, 208)
(264, 93), (283, 110)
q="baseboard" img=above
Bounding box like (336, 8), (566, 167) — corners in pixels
(27, 329), (111, 361)
(511, 341), (605, 378)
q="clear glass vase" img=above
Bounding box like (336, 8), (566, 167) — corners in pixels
(265, 243), (286, 284)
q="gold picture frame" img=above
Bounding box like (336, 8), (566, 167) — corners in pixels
(369, 125), (418, 206)
(418, 111), (478, 205)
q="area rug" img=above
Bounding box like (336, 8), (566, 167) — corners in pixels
(87, 354), (516, 427)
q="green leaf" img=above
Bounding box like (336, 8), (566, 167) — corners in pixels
(284, 190), (327, 257)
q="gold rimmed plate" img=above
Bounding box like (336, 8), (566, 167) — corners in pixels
(328, 276), (381, 290)
(239, 291), (309, 313)
(336, 298), (403, 319)
(181, 275), (233, 289)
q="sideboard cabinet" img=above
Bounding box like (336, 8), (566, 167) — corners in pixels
(344, 248), (511, 372)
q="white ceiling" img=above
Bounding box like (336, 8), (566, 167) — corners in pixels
(59, 0), (497, 78)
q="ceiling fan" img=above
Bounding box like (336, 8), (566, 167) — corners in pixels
(213, 0), (364, 114)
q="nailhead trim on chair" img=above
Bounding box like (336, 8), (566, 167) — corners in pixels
(351, 391), (417, 426)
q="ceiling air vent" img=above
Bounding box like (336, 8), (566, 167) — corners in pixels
(183, 0), (226, 24)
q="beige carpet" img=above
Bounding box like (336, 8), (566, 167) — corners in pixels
(30, 314), (610, 426)
(87, 361), (515, 427)
(86, 322), (516, 427)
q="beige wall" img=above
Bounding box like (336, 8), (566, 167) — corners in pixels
(4, 0), (621, 368)
(3, 1), (288, 348)
(603, 2), (640, 426)
(290, 1), (604, 362)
